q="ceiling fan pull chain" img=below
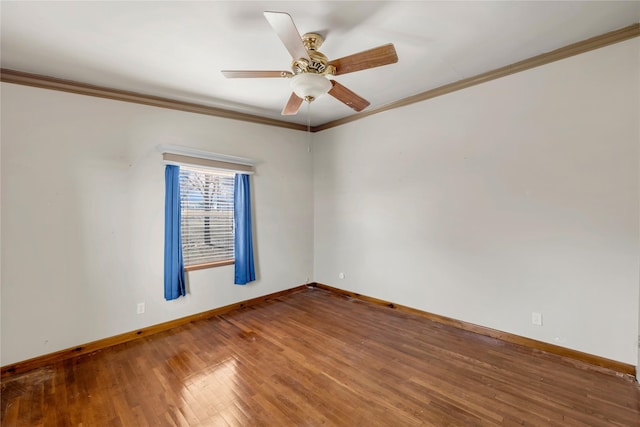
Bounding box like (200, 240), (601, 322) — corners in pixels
(307, 101), (312, 153)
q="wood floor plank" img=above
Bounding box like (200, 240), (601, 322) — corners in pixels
(2, 287), (639, 426)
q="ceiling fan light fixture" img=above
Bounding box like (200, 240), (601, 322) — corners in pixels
(290, 73), (332, 102)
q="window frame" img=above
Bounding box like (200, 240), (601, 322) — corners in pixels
(184, 259), (234, 272)
(179, 165), (236, 271)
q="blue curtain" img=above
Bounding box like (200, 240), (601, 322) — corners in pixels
(164, 165), (186, 300)
(234, 174), (256, 285)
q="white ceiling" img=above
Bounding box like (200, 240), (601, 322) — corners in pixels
(1, 1), (639, 127)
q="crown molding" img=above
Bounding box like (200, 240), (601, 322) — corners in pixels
(312, 23), (640, 132)
(2, 23), (638, 133)
(0, 68), (308, 132)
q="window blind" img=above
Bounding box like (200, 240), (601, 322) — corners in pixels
(179, 165), (235, 266)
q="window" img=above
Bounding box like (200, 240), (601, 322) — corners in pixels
(162, 148), (254, 287)
(179, 165), (235, 269)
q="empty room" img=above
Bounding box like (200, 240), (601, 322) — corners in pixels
(1, 1), (639, 425)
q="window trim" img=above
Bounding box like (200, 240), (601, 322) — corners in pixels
(184, 259), (234, 272)
(160, 145), (255, 174)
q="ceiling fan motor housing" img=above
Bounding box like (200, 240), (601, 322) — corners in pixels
(292, 33), (336, 76)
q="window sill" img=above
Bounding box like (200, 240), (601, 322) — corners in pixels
(185, 260), (234, 272)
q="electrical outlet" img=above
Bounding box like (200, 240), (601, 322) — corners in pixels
(137, 302), (145, 314)
(531, 312), (542, 326)
(339, 272), (345, 279)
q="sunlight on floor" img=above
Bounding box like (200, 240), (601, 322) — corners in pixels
(181, 357), (241, 425)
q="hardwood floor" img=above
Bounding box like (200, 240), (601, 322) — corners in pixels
(2, 287), (639, 426)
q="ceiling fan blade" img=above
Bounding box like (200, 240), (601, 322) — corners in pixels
(264, 11), (310, 61)
(328, 80), (370, 112)
(222, 70), (293, 78)
(328, 44), (398, 75)
(282, 92), (304, 115)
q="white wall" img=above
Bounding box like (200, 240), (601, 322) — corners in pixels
(2, 38), (639, 368)
(314, 39), (640, 365)
(0, 84), (313, 365)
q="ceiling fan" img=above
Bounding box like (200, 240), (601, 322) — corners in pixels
(222, 11), (398, 116)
